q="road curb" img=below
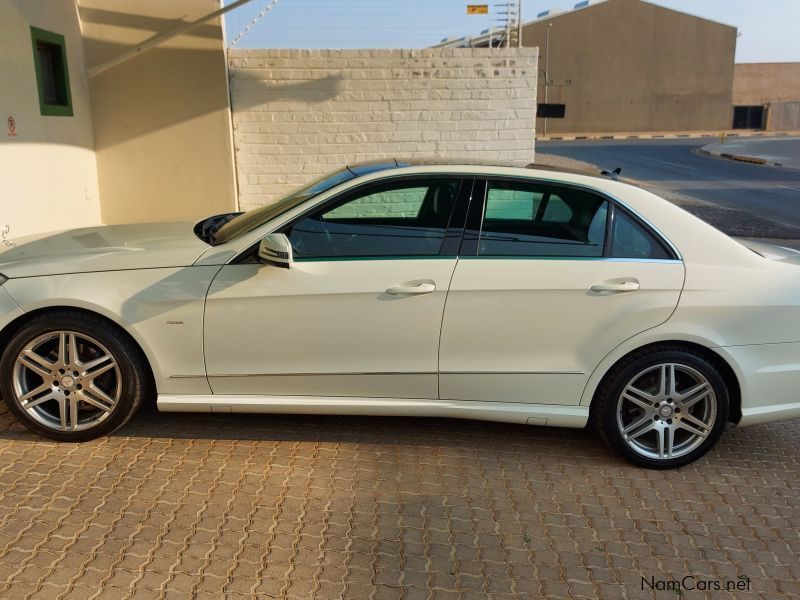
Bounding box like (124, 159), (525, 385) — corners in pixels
(698, 148), (787, 168)
(539, 130), (800, 142)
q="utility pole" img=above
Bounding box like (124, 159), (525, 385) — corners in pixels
(517, 0), (524, 46)
(543, 22), (552, 136)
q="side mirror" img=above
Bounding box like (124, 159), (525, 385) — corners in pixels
(258, 233), (293, 268)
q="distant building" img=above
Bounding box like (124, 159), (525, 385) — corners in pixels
(437, 0), (739, 135)
(732, 63), (800, 131)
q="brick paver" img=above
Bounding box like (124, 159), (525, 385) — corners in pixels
(0, 403), (797, 599)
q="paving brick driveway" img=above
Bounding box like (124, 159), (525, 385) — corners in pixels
(0, 404), (798, 600)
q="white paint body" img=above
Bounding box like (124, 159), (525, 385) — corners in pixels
(1, 165), (799, 429)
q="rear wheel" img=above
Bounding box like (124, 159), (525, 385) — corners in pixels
(0, 311), (148, 441)
(593, 347), (729, 469)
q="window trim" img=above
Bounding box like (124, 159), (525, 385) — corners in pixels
(462, 176), (681, 261)
(30, 26), (73, 117)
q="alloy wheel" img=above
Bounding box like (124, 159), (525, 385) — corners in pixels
(12, 330), (121, 432)
(615, 362), (717, 460)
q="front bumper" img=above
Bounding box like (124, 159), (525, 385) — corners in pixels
(716, 342), (800, 427)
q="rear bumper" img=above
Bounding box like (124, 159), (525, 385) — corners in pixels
(715, 342), (800, 427)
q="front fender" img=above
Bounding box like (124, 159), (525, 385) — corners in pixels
(1, 266), (220, 395)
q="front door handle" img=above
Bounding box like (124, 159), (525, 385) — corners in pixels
(386, 282), (436, 295)
(590, 280), (640, 294)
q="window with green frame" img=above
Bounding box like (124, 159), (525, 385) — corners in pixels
(30, 27), (73, 117)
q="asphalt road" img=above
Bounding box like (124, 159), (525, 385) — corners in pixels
(538, 138), (800, 237)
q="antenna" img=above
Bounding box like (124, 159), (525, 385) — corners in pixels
(494, 1), (522, 47)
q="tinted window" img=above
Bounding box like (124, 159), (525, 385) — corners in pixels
(479, 182), (608, 257)
(213, 168), (356, 245)
(287, 179), (459, 259)
(611, 210), (672, 259)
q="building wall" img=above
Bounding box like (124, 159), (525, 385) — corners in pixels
(229, 48), (538, 211)
(0, 0), (101, 238)
(733, 63), (800, 105)
(733, 63), (800, 131)
(524, 0), (737, 134)
(77, 0), (237, 224)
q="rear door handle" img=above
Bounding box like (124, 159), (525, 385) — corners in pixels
(590, 280), (640, 294)
(386, 282), (436, 295)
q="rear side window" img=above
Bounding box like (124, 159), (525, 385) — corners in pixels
(479, 181), (608, 257)
(610, 209), (673, 259)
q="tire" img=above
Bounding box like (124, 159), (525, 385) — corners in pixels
(0, 310), (149, 442)
(592, 346), (729, 469)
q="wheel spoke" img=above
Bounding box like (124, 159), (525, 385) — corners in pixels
(627, 421), (656, 441)
(678, 413), (710, 437)
(18, 352), (53, 379)
(18, 382), (51, 403)
(622, 414), (652, 436)
(622, 385), (657, 410)
(666, 426), (675, 458)
(79, 390), (115, 413)
(23, 392), (57, 409)
(82, 355), (114, 379)
(657, 363), (676, 398)
(678, 382), (711, 409)
(57, 398), (67, 431)
(655, 427), (665, 458)
(85, 385), (118, 409)
(57, 332), (67, 367)
(68, 333), (80, 368)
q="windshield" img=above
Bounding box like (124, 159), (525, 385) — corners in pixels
(211, 168), (356, 245)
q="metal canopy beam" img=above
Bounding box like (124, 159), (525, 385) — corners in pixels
(86, 0), (257, 79)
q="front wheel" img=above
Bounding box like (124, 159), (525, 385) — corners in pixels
(0, 311), (148, 442)
(593, 347), (729, 469)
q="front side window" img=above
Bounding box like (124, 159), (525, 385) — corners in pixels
(479, 181), (608, 257)
(286, 179), (460, 259)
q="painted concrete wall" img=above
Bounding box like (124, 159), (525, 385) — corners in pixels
(733, 63), (800, 105)
(78, 0), (237, 224)
(523, 0), (737, 134)
(733, 63), (800, 131)
(229, 48), (538, 211)
(0, 0), (101, 238)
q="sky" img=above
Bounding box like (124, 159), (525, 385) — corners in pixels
(223, 0), (800, 63)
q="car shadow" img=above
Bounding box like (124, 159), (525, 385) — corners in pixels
(0, 401), (621, 465)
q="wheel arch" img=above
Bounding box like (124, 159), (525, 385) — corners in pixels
(0, 305), (158, 400)
(584, 339), (742, 425)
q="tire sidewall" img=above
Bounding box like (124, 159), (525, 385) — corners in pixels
(600, 349), (729, 469)
(0, 314), (141, 442)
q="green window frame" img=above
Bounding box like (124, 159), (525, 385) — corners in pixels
(30, 26), (73, 117)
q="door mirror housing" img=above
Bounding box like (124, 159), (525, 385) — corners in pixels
(258, 233), (293, 268)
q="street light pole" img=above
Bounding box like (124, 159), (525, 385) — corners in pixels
(543, 22), (552, 136)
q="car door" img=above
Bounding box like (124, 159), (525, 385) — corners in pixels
(439, 177), (685, 405)
(204, 176), (470, 399)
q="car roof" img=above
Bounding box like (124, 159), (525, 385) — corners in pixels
(346, 158), (609, 180)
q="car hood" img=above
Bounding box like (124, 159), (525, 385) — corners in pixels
(0, 222), (210, 278)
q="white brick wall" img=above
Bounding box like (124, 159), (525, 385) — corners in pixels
(228, 48), (538, 211)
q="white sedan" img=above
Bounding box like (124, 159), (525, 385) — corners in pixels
(1, 161), (799, 468)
